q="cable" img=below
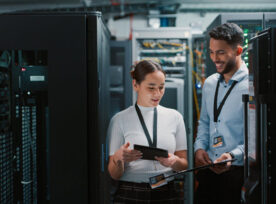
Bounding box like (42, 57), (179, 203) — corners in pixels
(192, 72), (200, 121)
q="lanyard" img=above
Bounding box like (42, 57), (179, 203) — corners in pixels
(213, 79), (238, 123)
(135, 103), (157, 148)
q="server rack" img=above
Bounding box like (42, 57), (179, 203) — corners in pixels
(132, 28), (190, 77)
(0, 12), (110, 204)
(191, 34), (206, 138)
(11, 50), (48, 204)
(242, 27), (276, 204)
(0, 51), (13, 203)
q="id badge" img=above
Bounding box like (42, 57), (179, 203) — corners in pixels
(149, 174), (168, 189)
(213, 135), (225, 148)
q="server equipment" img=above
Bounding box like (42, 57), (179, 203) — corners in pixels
(242, 27), (276, 204)
(160, 78), (184, 116)
(0, 12), (110, 204)
(0, 51), (13, 204)
(132, 28), (190, 78)
(191, 34), (206, 137)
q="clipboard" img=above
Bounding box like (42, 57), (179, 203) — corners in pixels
(149, 158), (236, 189)
(134, 144), (168, 160)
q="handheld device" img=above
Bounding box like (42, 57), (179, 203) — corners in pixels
(134, 144), (168, 160)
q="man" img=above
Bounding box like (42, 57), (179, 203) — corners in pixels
(194, 23), (248, 204)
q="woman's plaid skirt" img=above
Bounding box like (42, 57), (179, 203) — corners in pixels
(113, 180), (183, 204)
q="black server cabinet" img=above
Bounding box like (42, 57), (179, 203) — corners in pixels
(205, 13), (264, 77)
(0, 12), (110, 204)
(242, 27), (276, 204)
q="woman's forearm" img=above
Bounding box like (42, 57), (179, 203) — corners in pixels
(108, 155), (124, 180)
(171, 156), (188, 171)
(171, 150), (188, 171)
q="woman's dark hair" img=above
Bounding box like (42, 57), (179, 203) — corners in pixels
(209, 22), (244, 47)
(130, 60), (166, 84)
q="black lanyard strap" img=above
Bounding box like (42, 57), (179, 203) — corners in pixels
(135, 103), (157, 148)
(214, 79), (238, 123)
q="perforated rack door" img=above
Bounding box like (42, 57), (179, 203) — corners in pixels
(20, 104), (38, 203)
(0, 63), (13, 203)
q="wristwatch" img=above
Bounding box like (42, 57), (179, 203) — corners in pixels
(228, 152), (235, 159)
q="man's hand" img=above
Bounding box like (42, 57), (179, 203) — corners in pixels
(195, 149), (212, 167)
(210, 152), (232, 174)
(114, 142), (142, 164)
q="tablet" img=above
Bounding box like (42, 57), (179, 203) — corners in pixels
(134, 144), (168, 160)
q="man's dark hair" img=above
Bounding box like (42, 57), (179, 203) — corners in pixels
(209, 23), (244, 46)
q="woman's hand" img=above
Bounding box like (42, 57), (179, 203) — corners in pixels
(155, 153), (178, 167)
(155, 150), (188, 171)
(114, 142), (142, 163)
(108, 142), (142, 180)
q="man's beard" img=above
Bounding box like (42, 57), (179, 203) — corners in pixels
(220, 57), (236, 75)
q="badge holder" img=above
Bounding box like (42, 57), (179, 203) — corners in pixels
(213, 123), (225, 148)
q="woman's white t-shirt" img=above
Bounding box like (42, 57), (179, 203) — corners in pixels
(108, 105), (187, 183)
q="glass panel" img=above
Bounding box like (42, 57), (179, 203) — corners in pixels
(110, 47), (125, 119)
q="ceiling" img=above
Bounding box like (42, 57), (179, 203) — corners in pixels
(0, 0), (276, 15)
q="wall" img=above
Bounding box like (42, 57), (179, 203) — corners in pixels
(107, 12), (219, 40)
(107, 15), (148, 40)
(176, 13), (219, 31)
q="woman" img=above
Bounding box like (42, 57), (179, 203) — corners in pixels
(107, 60), (188, 203)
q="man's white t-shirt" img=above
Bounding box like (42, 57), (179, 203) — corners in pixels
(108, 105), (187, 183)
